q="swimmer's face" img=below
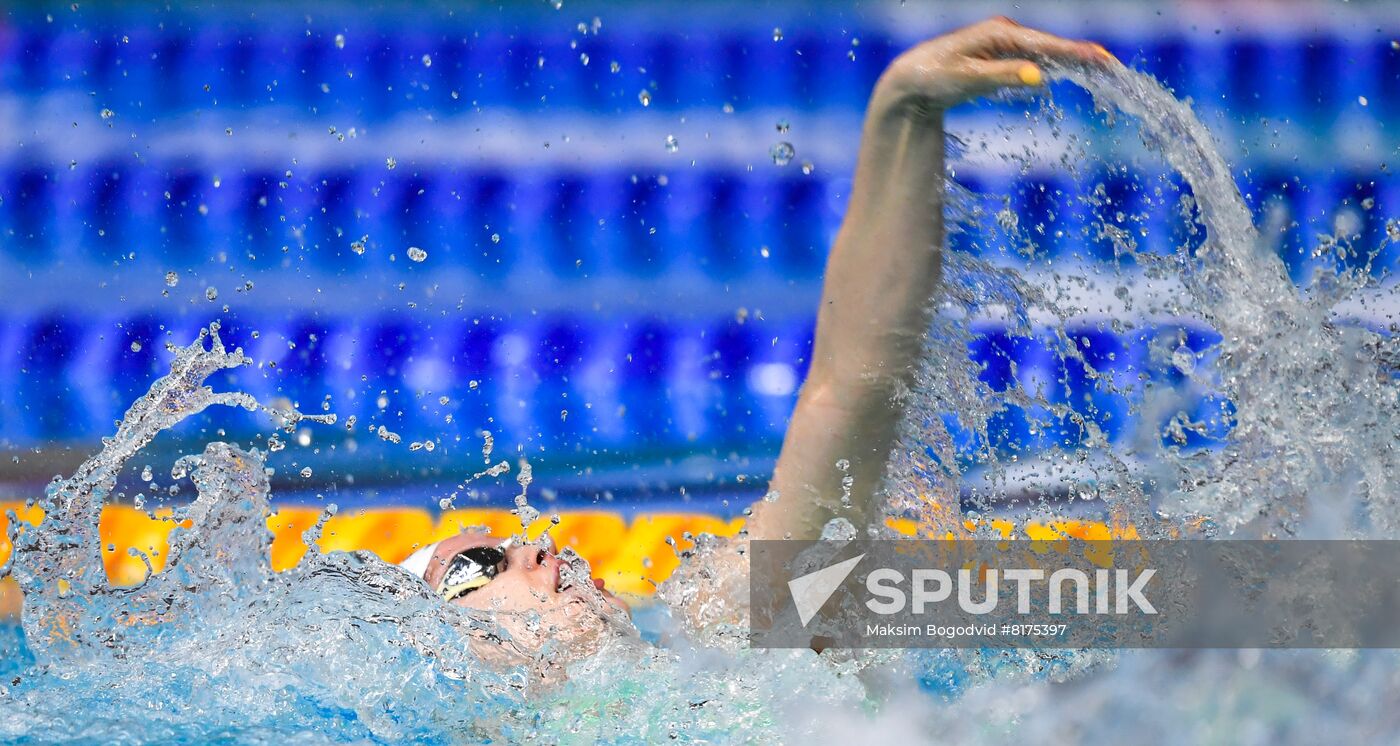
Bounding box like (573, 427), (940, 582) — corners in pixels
(422, 531), (630, 648)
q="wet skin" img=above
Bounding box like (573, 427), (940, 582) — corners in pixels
(421, 531), (631, 618)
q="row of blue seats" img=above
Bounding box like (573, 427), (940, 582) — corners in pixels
(957, 169), (1400, 282)
(0, 19), (894, 115)
(0, 163), (842, 280)
(0, 312), (1233, 457)
(0, 162), (1394, 280)
(0, 15), (1392, 119)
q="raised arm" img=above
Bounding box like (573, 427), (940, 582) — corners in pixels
(748, 18), (1111, 540)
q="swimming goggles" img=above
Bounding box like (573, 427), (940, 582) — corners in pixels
(435, 538), (513, 602)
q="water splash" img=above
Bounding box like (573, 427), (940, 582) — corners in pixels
(888, 60), (1400, 544)
(4, 59), (1400, 743)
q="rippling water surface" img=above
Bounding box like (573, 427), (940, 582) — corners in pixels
(3, 62), (1399, 744)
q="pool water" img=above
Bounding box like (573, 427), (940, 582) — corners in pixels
(3, 51), (1400, 746)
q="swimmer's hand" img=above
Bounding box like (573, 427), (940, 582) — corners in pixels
(874, 16), (1113, 115)
(750, 18), (1112, 543)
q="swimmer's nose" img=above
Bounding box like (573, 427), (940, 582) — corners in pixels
(502, 542), (546, 568)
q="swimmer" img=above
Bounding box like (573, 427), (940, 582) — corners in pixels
(396, 17), (1113, 658)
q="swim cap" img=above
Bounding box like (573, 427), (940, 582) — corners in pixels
(397, 540), (441, 579)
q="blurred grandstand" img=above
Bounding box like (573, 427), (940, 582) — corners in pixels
(0, 0), (1396, 518)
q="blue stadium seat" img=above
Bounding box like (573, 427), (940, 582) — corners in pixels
(708, 319), (760, 443)
(1054, 325), (1139, 446)
(1141, 36), (1188, 97)
(534, 318), (589, 447)
(239, 168), (295, 268)
(746, 318), (812, 438)
(701, 172), (768, 280)
(1014, 174), (1080, 262)
(466, 170), (518, 279)
(0, 21), (20, 94)
(366, 318), (424, 432)
(770, 175), (830, 277)
(1329, 173), (1386, 276)
(1141, 324), (1227, 450)
(1299, 37), (1344, 125)
(48, 28), (94, 97)
(621, 319), (676, 448)
(273, 317), (337, 413)
(3, 165), (57, 264)
(665, 320), (720, 447)
(108, 314), (166, 419)
(543, 172), (598, 277)
(731, 30), (797, 110)
(459, 29), (512, 109)
(968, 327), (1041, 457)
(451, 320), (501, 440)
(1086, 168), (1143, 264)
(616, 173), (675, 277)
(18, 316), (83, 441)
(1379, 39), (1400, 123)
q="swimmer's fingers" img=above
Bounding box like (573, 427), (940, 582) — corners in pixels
(970, 58), (1045, 96)
(952, 16), (1112, 68)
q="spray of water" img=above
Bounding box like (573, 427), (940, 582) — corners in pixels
(2, 61), (1399, 742)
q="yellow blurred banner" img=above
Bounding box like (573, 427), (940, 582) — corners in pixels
(0, 501), (746, 619)
(0, 501), (1134, 621)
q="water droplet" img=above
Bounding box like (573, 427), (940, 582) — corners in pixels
(1171, 346), (1195, 374)
(140, 465), (153, 482)
(776, 119), (789, 134)
(300, 467), (313, 478)
(99, 108), (114, 120)
(407, 246), (428, 262)
(421, 53), (432, 68)
(769, 141), (795, 166)
(164, 271), (179, 287)
(385, 156), (397, 170)
(772, 27), (783, 42)
(1359, 95), (1369, 107)
(609, 60), (620, 74)
(130, 341), (142, 352)
(664, 134), (679, 153)
(800, 161), (814, 175)
(820, 517), (857, 541)
(335, 33), (346, 49)
(638, 89), (651, 107)
(205, 287), (218, 301)
(351, 235), (368, 255)
(490, 233), (501, 244)
(579, 52), (589, 66)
